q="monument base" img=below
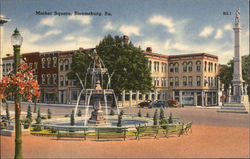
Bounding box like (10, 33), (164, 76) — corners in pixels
(88, 109), (108, 126)
(218, 95), (249, 113)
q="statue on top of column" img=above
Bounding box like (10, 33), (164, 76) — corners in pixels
(235, 8), (240, 25)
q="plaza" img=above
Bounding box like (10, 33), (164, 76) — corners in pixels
(1, 103), (249, 158)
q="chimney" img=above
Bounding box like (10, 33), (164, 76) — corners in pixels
(146, 47), (152, 53)
(123, 35), (129, 45)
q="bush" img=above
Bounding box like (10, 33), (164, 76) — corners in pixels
(64, 114), (69, 117)
(70, 110), (75, 126)
(120, 110), (124, 116)
(146, 112), (150, 118)
(168, 113), (173, 124)
(153, 109), (158, 125)
(50, 127), (57, 133)
(33, 125), (42, 131)
(41, 116), (47, 120)
(138, 110), (142, 117)
(117, 114), (122, 127)
(47, 109), (52, 119)
(110, 109), (115, 116)
(159, 107), (165, 121)
(22, 118), (32, 129)
(26, 104), (32, 120)
(5, 102), (10, 120)
(77, 109), (82, 117)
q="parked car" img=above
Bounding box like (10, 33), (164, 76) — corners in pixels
(167, 99), (181, 107)
(150, 100), (168, 108)
(138, 100), (152, 108)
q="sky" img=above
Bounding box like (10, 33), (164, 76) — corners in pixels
(1, 0), (249, 64)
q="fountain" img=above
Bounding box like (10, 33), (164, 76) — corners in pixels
(74, 49), (119, 126)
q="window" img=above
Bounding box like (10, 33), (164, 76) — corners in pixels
(204, 61), (207, 71)
(47, 57), (52, 68)
(215, 63), (217, 72)
(174, 63), (179, 72)
(47, 74), (51, 85)
(60, 60), (64, 71)
(65, 76), (69, 86)
(196, 76), (201, 86)
(211, 77), (214, 86)
(188, 62), (193, 72)
(34, 62), (38, 73)
(29, 63), (33, 70)
(208, 77), (211, 86)
(3, 64), (5, 72)
(60, 75), (64, 86)
(162, 62), (167, 73)
(183, 62), (187, 72)
(208, 62), (211, 72)
(170, 63), (174, 72)
(41, 74), (46, 84)
(162, 78), (167, 87)
(204, 76), (207, 86)
(33, 75), (38, 80)
(154, 62), (157, 72)
(53, 74), (57, 84)
(196, 61), (201, 72)
(175, 77), (179, 86)
(53, 57), (57, 67)
(42, 58), (46, 68)
(183, 76), (187, 86)
(211, 62), (213, 72)
(64, 59), (69, 71)
(188, 76), (193, 86)
(169, 77), (174, 87)
(156, 62), (159, 72)
(215, 77), (217, 86)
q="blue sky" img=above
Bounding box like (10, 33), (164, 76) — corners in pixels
(1, 0), (249, 64)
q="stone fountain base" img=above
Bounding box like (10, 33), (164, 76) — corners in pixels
(88, 110), (110, 126)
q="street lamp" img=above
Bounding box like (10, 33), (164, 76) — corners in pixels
(11, 28), (23, 159)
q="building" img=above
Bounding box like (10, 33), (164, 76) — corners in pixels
(2, 38), (219, 106)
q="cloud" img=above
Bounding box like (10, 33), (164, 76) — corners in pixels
(119, 25), (141, 36)
(68, 16), (91, 25)
(44, 29), (61, 37)
(214, 29), (223, 39)
(199, 26), (214, 37)
(149, 15), (175, 33)
(224, 24), (232, 31)
(40, 17), (56, 27)
(104, 21), (114, 30)
(63, 35), (75, 41)
(22, 29), (43, 42)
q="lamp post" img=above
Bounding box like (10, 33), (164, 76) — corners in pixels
(0, 14), (10, 115)
(11, 28), (23, 159)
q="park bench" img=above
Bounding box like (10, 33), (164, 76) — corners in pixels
(160, 123), (184, 137)
(56, 126), (88, 140)
(95, 127), (128, 141)
(134, 125), (160, 140)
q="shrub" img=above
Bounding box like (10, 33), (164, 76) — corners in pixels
(47, 109), (52, 119)
(5, 102), (10, 120)
(37, 107), (41, 119)
(146, 112), (150, 118)
(41, 116), (47, 120)
(64, 114), (69, 117)
(70, 110), (75, 126)
(138, 110), (142, 117)
(110, 109), (115, 116)
(33, 125), (42, 131)
(153, 109), (158, 125)
(168, 113), (173, 124)
(120, 110), (124, 116)
(22, 118), (32, 129)
(50, 127), (57, 133)
(159, 107), (165, 121)
(26, 104), (32, 120)
(117, 114), (122, 127)
(77, 109), (82, 117)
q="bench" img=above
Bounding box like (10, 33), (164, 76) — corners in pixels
(56, 126), (88, 140)
(95, 127), (128, 141)
(160, 124), (184, 137)
(134, 125), (160, 140)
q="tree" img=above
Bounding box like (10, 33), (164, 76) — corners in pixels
(109, 109), (115, 116)
(120, 110), (124, 116)
(77, 109), (82, 117)
(33, 96), (37, 113)
(153, 109), (158, 125)
(117, 112), (123, 127)
(47, 109), (52, 119)
(68, 35), (153, 97)
(138, 109), (142, 117)
(36, 107), (41, 124)
(26, 104), (32, 120)
(159, 107), (165, 121)
(168, 113), (173, 124)
(219, 55), (250, 97)
(146, 112), (150, 118)
(70, 110), (75, 126)
(5, 100), (10, 120)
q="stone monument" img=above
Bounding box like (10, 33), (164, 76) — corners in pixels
(218, 9), (249, 113)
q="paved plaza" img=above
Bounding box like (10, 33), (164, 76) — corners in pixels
(1, 103), (249, 158)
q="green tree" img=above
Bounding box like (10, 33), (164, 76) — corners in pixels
(168, 113), (173, 124)
(117, 112), (123, 127)
(146, 112), (150, 118)
(138, 109), (142, 117)
(110, 109), (115, 116)
(68, 35), (153, 97)
(47, 109), (52, 119)
(77, 109), (82, 117)
(26, 104), (32, 120)
(159, 107), (165, 121)
(36, 107), (41, 124)
(153, 109), (158, 125)
(70, 110), (75, 126)
(219, 55), (250, 97)
(5, 101), (10, 120)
